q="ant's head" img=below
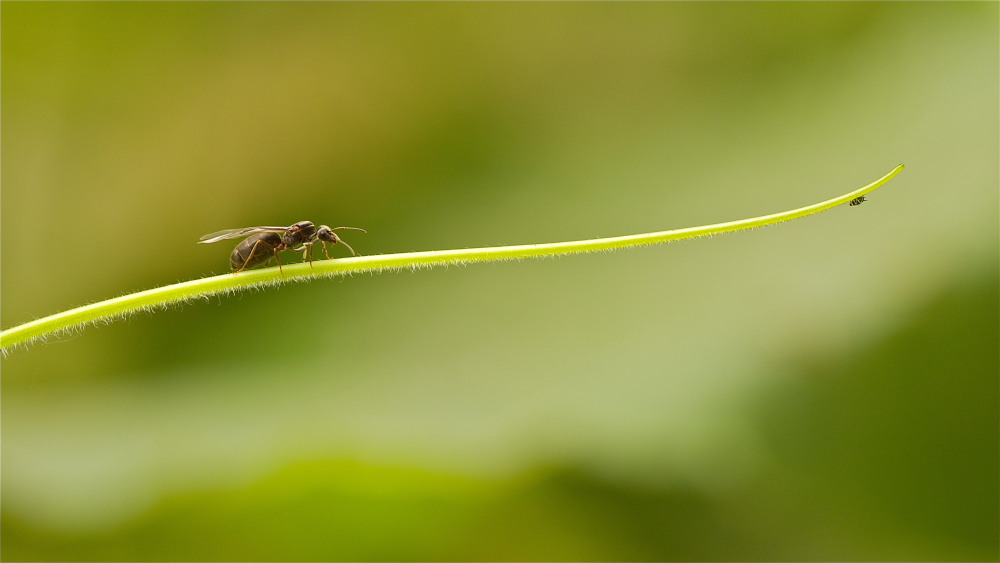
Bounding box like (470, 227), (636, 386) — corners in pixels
(317, 225), (366, 256)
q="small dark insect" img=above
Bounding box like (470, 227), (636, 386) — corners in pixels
(198, 220), (365, 273)
(849, 196), (867, 206)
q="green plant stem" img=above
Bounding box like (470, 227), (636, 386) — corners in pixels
(1, 164), (904, 353)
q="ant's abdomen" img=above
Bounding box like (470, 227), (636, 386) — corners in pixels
(231, 232), (282, 271)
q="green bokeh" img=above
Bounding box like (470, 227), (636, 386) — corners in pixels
(2, 2), (996, 561)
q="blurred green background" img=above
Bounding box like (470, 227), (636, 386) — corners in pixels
(2, 2), (997, 561)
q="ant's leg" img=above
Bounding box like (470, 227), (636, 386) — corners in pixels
(275, 252), (284, 275)
(301, 243), (315, 268)
(321, 241), (332, 260)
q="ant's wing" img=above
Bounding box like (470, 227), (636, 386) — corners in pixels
(198, 226), (292, 244)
